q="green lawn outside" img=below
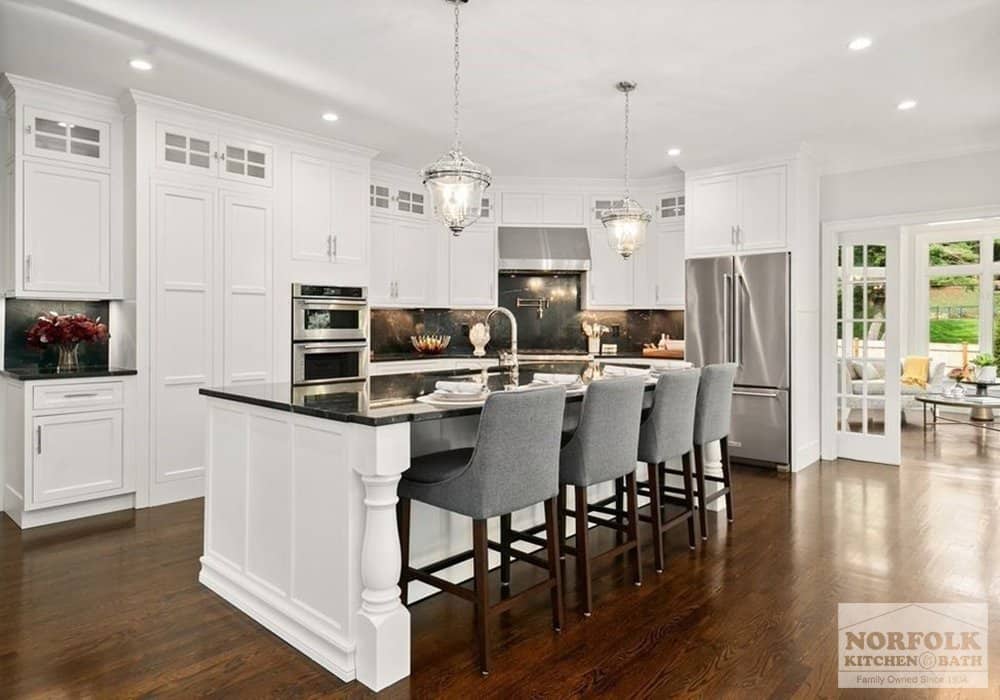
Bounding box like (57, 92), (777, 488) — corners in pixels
(930, 319), (979, 344)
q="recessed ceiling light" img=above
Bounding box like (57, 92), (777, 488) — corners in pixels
(322, 112), (339, 122)
(897, 99), (918, 111)
(667, 147), (681, 157)
(848, 36), (873, 51)
(129, 58), (153, 71)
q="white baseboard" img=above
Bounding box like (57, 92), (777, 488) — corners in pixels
(792, 440), (821, 472)
(199, 556), (356, 682)
(149, 475), (204, 507)
(4, 489), (135, 529)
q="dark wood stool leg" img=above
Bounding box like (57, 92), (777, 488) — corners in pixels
(613, 477), (624, 545)
(397, 496), (411, 605)
(472, 519), (490, 675)
(543, 497), (564, 632)
(557, 486), (567, 560)
(625, 472), (642, 586)
(500, 513), (512, 597)
(694, 446), (709, 541)
(681, 453), (696, 550)
(721, 436), (734, 523)
(574, 485), (593, 617)
(646, 462), (665, 572)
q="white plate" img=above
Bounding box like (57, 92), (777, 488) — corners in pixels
(416, 392), (489, 408)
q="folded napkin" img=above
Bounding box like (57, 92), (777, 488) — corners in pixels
(532, 373), (582, 386)
(602, 365), (651, 378)
(435, 380), (485, 395)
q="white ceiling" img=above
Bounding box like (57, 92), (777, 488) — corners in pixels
(2, 0), (998, 178)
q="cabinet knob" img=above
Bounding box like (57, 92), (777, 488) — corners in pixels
(25, 124), (32, 134)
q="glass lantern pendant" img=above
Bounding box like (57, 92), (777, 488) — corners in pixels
(600, 81), (651, 259)
(422, 0), (492, 235)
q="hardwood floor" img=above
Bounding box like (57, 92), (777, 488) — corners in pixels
(2, 424), (999, 698)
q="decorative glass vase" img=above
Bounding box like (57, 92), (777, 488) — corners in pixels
(57, 343), (80, 373)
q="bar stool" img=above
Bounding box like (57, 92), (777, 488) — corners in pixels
(635, 368), (701, 572)
(556, 376), (646, 616)
(692, 363), (737, 540)
(396, 386), (566, 676)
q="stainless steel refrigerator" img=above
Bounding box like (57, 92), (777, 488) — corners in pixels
(685, 252), (790, 467)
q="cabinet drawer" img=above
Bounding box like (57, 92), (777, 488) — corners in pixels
(32, 381), (124, 411)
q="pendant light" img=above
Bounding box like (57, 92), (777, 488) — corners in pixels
(600, 81), (651, 259)
(421, 0), (492, 235)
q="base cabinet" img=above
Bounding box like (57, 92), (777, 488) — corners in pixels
(2, 376), (135, 529)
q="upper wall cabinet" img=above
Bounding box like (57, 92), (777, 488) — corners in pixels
(291, 153), (367, 265)
(1, 74), (123, 299)
(24, 107), (110, 169)
(500, 192), (585, 226)
(449, 224), (496, 308)
(685, 164), (787, 258)
(156, 122), (273, 186)
(586, 227), (635, 309)
(369, 179), (428, 220)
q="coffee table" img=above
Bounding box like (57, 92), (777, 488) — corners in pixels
(959, 379), (1000, 397)
(916, 394), (1000, 432)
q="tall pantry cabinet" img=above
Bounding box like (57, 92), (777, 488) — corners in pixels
(122, 91), (375, 507)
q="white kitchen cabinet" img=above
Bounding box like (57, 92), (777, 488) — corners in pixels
(500, 192), (585, 226)
(22, 160), (110, 294)
(1, 376), (136, 529)
(638, 224), (685, 308)
(449, 225), (496, 308)
(1, 75), (123, 299)
(291, 153), (367, 265)
(685, 174), (740, 257)
(222, 193), (273, 385)
(156, 121), (272, 187)
(685, 164), (788, 257)
(32, 409), (123, 506)
(738, 165), (787, 251)
(586, 227), (635, 309)
(23, 106), (110, 169)
(370, 216), (437, 307)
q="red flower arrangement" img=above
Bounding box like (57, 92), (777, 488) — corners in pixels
(26, 312), (109, 348)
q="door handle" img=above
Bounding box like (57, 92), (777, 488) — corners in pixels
(37, 426), (42, 454)
(733, 389), (780, 398)
(722, 273), (733, 362)
(730, 225), (736, 246)
(735, 273), (745, 367)
(24, 254), (31, 283)
(332, 234), (338, 258)
(326, 235), (333, 259)
(62, 392), (100, 399)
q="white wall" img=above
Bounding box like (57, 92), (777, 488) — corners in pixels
(820, 149), (1000, 222)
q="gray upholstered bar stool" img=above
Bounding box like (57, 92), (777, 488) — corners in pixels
(691, 363), (737, 541)
(396, 386), (566, 676)
(557, 376), (646, 616)
(635, 368), (702, 572)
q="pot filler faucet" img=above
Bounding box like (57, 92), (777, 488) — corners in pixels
(486, 306), (518, 383)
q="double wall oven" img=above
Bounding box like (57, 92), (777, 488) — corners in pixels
(291, 284), (369, 386)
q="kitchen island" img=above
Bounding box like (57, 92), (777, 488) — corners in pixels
(197, 360), (702, 691)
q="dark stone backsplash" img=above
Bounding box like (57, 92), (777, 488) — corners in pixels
(4, 299), (111, 369)
(371, 274), (683, 356)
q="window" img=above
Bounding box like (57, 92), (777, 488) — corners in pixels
(396, 190), (424, 215)
(658, 194), (685, 219)
(369, 184), (390, 209)
(915, 228), (1000, 374)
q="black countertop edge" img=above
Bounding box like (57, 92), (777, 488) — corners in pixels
(370, 350), (681, 363)
(0, 367), (138, 381)
(198, 387), (293, 413)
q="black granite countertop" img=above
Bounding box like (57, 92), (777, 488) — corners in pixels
(200, 360), (658, 427)
(371, 349), (591, 362)
(0, 366), (138, 381)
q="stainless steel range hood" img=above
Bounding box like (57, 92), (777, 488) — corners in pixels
(498, 227), (591, 272)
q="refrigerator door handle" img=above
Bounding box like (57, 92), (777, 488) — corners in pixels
(733, 388), (780, 398)
(723, 272), (733, 362)
(735, 272), (748, 367)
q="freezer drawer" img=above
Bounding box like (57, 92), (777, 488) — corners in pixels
(728, 387), (789, 466)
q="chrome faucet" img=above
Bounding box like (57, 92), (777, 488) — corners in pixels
(486, 306), (518, 383)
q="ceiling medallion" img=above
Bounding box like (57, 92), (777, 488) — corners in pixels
(421, 0), (492, 235)
(600, 81), (651, 259)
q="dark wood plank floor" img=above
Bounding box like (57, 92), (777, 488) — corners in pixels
(2, 424), (999, 698)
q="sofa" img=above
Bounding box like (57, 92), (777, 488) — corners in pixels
(839, 358), (947, 414)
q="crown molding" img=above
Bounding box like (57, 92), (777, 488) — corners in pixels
(1, 72), (120, 109)
(121, 88), (379, 159)
(820, 143), (1000, 177)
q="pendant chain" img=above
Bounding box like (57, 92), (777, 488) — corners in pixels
(452, 0), (462, 153)
(623, 88), (631, 200)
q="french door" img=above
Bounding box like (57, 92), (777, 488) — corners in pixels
(831, 229), (901, 465)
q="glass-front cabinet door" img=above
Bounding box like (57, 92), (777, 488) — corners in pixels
(23, 106), (110, 169)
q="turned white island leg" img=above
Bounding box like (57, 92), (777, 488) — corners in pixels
(352, 422), (411, 691)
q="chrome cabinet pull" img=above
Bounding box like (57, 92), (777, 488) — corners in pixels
(326, 235), (333, 259)
(37, 426), (42, 455)
(24, 254), (31, 283)
(332, 235), (338, 258)
(63, 392), (99, 399)
(722, 273), (733, 362)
